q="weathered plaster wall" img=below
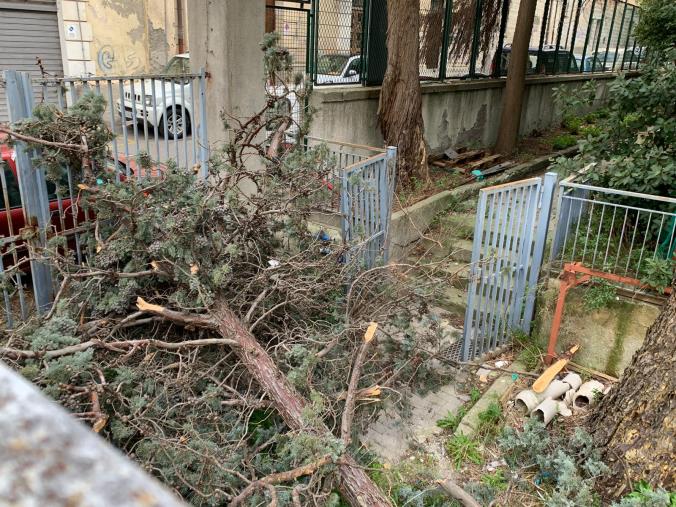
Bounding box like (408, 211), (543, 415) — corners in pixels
(87, 0), (180, 75)
(58, 0), (183, 76)
(308, 73), (617, 151)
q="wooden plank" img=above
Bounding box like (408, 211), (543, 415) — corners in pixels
(466, 154), (501, 171)
(480, 161), (515, 177)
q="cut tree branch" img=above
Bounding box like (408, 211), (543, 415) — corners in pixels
(230, 454), (333, 506)
(0, 126), (84, 151)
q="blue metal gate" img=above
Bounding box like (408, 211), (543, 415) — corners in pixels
(461, 173), (557, 361)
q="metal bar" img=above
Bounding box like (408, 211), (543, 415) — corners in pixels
(613, 208), (629, 271)
(652, 215), (666, 259)
(487, 188), (512, 349)
(627, 12), (639, 69)
(189, 77), (197, 166)
(635, 213), (652, 277)
(568, 0), (583, 72)
(462, 190), (488, 360)
(181, 79), (188, 167)
(468, 0), (484, 78)
(129, 79), (141, 164)
(553, 0), (569, 73)
(602, 0), (619, 71)
(498, 186), (524, 344)
(591, 204), (607, 269)
(117, 80), (131, 178)
(537, 0), (553, 73)
(150, 78), (160, 164)
(580, 0), (597, 70)
(482, 191), (505, 352)
(621, 6), (636, 71)
(611, 1), (628, 71)
(479, 192), (501, 355)
(106, 80), (121, 183)
(4, 70), (53, 313)
(198, 71), (209, 178)
(439, 0), (455, 80)
(493, 0), (510, 77)
(560, 180), (676, 204)
(592, 0), (609, 72)
(161, 78), (170, 161)
(522, 173), (557, 335)
(602, 206), (617, 268)
(624, 210), (640, 276)
(140, 78), (150, 157)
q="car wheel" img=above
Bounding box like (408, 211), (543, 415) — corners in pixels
(160, 107), (191, 140)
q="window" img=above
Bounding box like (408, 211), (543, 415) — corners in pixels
(344, 57), (361, 77)
(0, 162), (22, 211)
(317, 54), (349, 76)
(163, 56), (190, 75)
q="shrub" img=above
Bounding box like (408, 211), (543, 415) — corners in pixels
(563, 116), (584, 134)
(579, 124), (602, 138)
(640, 258), (675, 294)
(552, 134), (578, 150)
(582, 280), (617, 310)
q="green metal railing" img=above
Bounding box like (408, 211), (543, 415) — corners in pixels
(270, 0), (642, 87)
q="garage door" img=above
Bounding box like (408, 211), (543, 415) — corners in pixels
(0, 2), (64, 123)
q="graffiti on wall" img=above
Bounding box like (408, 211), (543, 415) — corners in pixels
(97, 45), (143, 74)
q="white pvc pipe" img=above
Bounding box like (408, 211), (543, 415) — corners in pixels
(561, 372), (582, 390)
(532, 398), (559, 426)
(541, 379), (570, 400)
(573, 380), (605, 409)
(515, 390), (540, 413)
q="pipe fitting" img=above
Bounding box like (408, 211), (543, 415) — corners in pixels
(515, 390), (540, 414)
(573, 380), (605, 409)
(561, 372), (582, 391)
(532, 398), (559, 426)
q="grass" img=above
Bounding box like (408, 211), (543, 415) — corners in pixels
(436, 386), (483, 432)
(446, 434), (483, 469)
(476, 401), (503, 440)
(551, 133), (578, 150)
(481, 470), (508, 491)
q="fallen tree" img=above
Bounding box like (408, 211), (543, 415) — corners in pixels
(1, 35), (445, 506)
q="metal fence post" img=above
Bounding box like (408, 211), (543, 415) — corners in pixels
(468, 0), (484, 78)
(439, 0), (454, 80)
(580, 0), (597, 70)
(567, 0), (583, 73)
(522, 172), (557, 335)
(602, 0), (619, 70)
(198, 69), (209, 178)
(592, 0), (609, 69)
(536, 0), (552, 73)
(553, 0), (568, 73)
(611, 1), (629, 71)
(493, 0), (511, 77)
(382, 146), (397, 261)
(3, 70), (53, 313)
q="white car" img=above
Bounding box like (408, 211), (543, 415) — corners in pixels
(117, 54), (192, 139)
(315, 54), (361, 85)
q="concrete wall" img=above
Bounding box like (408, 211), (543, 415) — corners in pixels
(58, 0), (184, 77)
(309, 73), (618, 151)
(535, 279), (661, 376)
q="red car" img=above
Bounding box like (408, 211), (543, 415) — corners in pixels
(1, 138), (163, 269)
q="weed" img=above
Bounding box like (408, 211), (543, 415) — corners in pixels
(640, 258), (674, 294)
(470, 386), (482, 404)
(612, 480), (676, 506)
(445, 434), (483, 469)
(477, 401), (503, 439)
(579, 124), (602, 137)
(563, 116), (584, 134)
(551, 134), (578, 150)
(582, 279), (616, 310)
(436, 407), (467, 432)
(481, 470), (508, 491)
(513, 329), (542, 371)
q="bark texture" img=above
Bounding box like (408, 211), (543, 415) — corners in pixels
(378, 0), (428, 186)
(587, 278), (676, 495)
(212, 301), (392, 507)
(494, 0), (537, 154)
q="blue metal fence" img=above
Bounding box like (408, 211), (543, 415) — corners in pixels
(462, 172), (557, 360)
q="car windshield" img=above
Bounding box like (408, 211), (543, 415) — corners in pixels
(317, 55), (348, 75)
(163, 56), (190, 75)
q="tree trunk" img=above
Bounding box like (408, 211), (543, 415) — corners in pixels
(378, 0), (428, 186)
(212, 301), (392, 507)
(587, 278), (676, 496)
(494, 0), (537, 154)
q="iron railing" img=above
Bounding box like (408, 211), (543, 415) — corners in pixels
(302, 0), (643, 86)
(550, 172), (676, 288)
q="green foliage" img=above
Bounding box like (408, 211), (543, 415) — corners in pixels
(480, 470), (508, 491)
(469, 386), (482, 404)
(634, 0), (676, 58)
(640, 258), (674, 294)
(563, 116), (584, 135)
(513, 329), (542, 371)
(553, 81), (598, 121)
(582, 279), (617, 310)
(476, 400), (503, 439)
(445, 434), (483, 469)
(436, 407), (467, 431)
(612, 481), (676, 506)
(500, 421), (609, 506)
(552, 134), (578, 150)
(579, 124), (602, 138)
